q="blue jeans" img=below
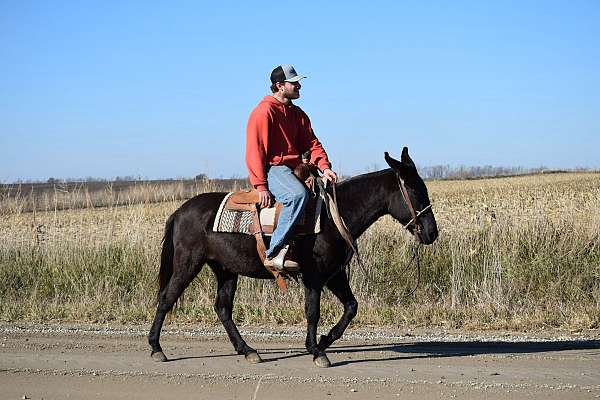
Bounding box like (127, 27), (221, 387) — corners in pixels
(265, 165), (310, 258)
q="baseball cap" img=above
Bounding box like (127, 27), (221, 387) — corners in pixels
(270, 64), (307, 84)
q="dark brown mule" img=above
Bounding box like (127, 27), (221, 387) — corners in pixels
(148, 148), (438, 367)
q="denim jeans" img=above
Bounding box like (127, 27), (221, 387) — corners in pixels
(265, 165), (310, 258)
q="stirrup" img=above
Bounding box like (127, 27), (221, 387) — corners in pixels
(264, 245), (299, 272)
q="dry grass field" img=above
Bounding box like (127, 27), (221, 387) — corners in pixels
(0, 177), (246, 214)
(1, 172), (599, 330)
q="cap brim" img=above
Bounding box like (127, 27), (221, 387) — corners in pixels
(284, 75), (306, 82)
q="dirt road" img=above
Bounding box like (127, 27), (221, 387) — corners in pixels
(1, 323), (599, 399)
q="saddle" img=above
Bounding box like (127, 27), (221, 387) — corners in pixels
(213, 164), (323, 291)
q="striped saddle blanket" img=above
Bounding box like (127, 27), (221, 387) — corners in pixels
(213, 189), (323, 236)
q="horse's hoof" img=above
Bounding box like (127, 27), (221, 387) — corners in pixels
(151, 351), (168, 362)
(314, 354), (331, 368)
(245, 351), (263, 364)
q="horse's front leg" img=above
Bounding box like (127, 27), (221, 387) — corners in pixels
(318, 271), (358, 351)
(304, 284), (330, 367)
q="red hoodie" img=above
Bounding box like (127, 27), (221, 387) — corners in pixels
(246, 96), (331, 191)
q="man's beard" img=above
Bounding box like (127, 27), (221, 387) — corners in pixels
(285, 89), (300, 99)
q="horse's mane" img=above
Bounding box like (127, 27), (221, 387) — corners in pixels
(337, 168), (393, 187)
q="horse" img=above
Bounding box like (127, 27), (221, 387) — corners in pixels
(148, 147), (438, 367)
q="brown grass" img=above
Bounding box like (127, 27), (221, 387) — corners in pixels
(1, 172), (599, 330)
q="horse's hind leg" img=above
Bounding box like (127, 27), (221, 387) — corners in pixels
(211, 265), (262, 364)
(148, 250), (204, 362)
(318, 271), (358, 352)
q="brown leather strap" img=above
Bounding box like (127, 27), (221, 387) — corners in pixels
(252, 204), (287, 293)
(320, 180), (370, 276)
(398, 177), (418, 226)
(273, 203), (283, 231)
(397, 175), (424, 243)
(324, 177), (425, 302)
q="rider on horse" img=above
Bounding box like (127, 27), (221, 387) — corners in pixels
(246, 65), (338, 272)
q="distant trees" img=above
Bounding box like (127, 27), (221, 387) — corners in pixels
(18, 165), (593, 187)
(114, 175), (142, 182)
(418, 165), (553, 180)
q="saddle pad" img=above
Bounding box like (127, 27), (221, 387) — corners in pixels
(212, 193), (254, 234)
(213, 193), (322, 236)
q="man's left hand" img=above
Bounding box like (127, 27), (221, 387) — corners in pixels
(322, 168), (337, 183)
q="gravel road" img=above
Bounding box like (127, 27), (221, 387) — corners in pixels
(1, 323), (599, 399)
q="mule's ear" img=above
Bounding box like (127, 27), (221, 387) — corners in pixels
(401, 147), (416, 169)
(384, 151), (403, 171)
(385, 151), (412, 179)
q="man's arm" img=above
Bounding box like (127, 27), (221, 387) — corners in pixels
(246, 108), (270, 192)
(298, 110), (335, 179)
(246, 107), (275, 207)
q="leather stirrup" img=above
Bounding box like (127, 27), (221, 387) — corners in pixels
(252, 204), (287, 293)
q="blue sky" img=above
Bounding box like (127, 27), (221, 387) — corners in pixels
(1, 1), (599, 182)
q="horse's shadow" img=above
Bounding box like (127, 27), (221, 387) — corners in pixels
(166, 339), (600, 366)
(322, 339), (600, 367)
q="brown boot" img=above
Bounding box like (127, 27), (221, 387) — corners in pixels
(264, 245), (300, 272)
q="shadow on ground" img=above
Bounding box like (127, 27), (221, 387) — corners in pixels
(167, 339), (600, 367)
(320, 340), (600, 367)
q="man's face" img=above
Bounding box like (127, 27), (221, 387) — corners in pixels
(279, 81), (301, 99)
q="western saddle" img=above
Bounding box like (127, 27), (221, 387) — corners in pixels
(217, 163), (321, 292)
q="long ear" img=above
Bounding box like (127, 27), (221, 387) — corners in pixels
(401, 147), (416, 169)
(384, 151), (402, 170)
(384, 151), (411, 177)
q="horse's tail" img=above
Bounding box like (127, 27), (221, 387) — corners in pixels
(157, 213), (176, 302)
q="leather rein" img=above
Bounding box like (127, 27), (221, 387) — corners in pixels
(396, 174), (432, 244)
(320, 173), (432, 298)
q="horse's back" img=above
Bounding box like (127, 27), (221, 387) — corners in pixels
(171, 191), (228, 234)
(179, 191), (228, 212)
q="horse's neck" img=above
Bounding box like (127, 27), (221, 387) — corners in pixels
(336, 170), (396, 238)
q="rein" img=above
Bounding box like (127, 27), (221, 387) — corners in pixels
(319, 174), (430, 298)
(397, 175), (432, 241)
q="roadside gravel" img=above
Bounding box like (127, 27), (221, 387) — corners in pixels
(2, 322), (599, 400)
(2, 321), (599, 342)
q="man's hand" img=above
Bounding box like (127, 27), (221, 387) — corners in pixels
(258, 189), (274, 208)
(322, 168), (338, 183)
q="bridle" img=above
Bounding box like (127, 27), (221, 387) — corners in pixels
(396, 174), (432, 244)
(383, 173), (433, 298)
(319, 172), (433, 299)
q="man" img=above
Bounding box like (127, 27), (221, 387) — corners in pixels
(246, 64), (337, 272)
